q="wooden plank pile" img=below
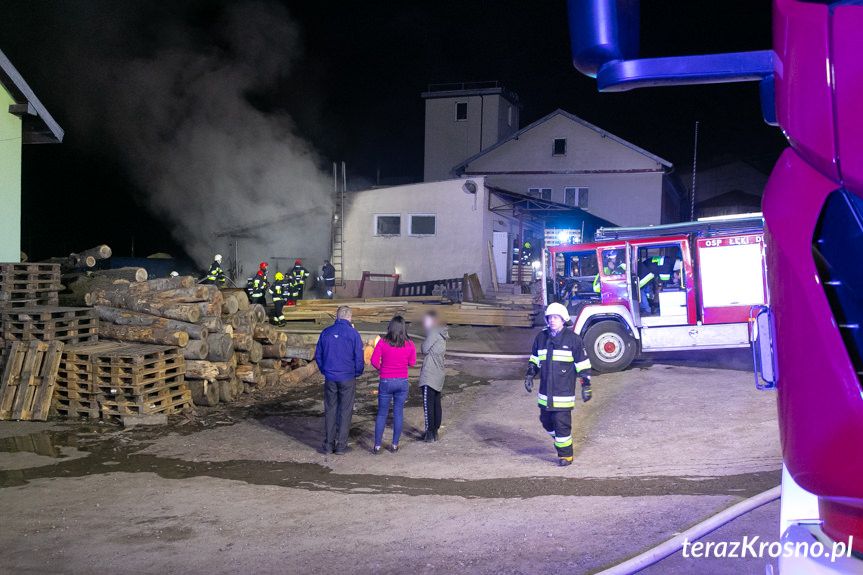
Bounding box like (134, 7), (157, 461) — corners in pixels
(0, 340), (64, 421)
(288, 299), (408, 323)
(52, 341), (190, 421)
(87, 275), (314, 409)
(0, 263), (62, 310)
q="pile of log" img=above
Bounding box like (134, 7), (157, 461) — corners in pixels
(88, 275), (317, 409)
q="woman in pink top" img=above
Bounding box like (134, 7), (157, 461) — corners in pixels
(370, 315), (416, 454)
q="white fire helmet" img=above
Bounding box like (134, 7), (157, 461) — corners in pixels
(545, 302), (570, 323)
(215, 254), (223, 263)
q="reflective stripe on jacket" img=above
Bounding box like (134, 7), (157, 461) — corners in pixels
(526, 327), (590, 411)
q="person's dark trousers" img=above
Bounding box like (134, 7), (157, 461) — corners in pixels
(251, 295), (266, 308)
(273, 300), (285, 321)
(323, 379), (357, 453)
(539, 407), (574, 458)
(374, 378), (409, 447)
(421, 385), (442, 433)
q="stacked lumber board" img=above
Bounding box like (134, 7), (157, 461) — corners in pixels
(287, 296), (538, 327)
(52, 341), (190, 421)
(1, 306), (98, 347)
(0, 263), (62, 310)
(0, 340), (64, 421)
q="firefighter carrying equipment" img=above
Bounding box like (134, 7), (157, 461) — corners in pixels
(204, 256), (226, 286)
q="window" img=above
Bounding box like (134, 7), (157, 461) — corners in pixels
(374, 214), (401, 236)
(455, 102), (468, 121)
(564, 187), (589, 208)
(553, 138), (567, 156)
(601, 249), (625, 276)
(408, 214), (436, 236)
(528, 187), (553, 201)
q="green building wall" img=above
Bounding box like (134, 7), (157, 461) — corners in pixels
(0, 87), (22, 262)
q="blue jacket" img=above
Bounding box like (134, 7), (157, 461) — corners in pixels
(315, 319), (364, 382)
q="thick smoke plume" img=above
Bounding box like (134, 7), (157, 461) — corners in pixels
(60, 1), (333, 279)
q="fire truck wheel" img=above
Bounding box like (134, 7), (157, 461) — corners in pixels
(584, 320), (636, 373)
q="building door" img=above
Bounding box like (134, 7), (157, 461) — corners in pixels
(492, 232), (511, 284)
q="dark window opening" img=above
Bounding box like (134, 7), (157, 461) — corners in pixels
(553, 138), (567, 156)
(455, 102), (468, 121)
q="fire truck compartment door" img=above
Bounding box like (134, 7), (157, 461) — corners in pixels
(640, 323), (750, 352)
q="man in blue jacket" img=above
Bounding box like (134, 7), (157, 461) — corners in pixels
(315, 306), (365, 455)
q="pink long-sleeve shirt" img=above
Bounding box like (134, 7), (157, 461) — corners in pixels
(370, 338), (417, 379)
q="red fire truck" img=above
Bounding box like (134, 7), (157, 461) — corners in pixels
(543, 215), (767, 372)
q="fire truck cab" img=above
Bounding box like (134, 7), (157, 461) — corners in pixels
(544, 216), (767, 372)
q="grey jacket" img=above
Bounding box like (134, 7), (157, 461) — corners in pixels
(418, 327), (448, 391)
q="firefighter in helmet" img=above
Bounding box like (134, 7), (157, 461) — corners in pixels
(269, 272), (288, 325)
(248, 262), (269, 307)
(524, 302), (592, 467)
(291, 259), (311, 300)
(203, 254), (226, 287)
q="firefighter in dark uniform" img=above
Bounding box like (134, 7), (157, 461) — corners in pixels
(524, 302), (592, 467)
(248, 262), (269, 307)
(203, 254), (226, 287)
(291, 259), (311, 300)
(321, 259), (336, 299)
(269, 272), (288, 325)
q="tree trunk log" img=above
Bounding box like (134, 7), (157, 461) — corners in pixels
(253, 324), (279, 344)
(183, 339), (209, 360)
(262, 341), (288, 359)
(99, 323), (189, 347)
(221, 295), (239, 315)
(88, 290), (201, 323)
(282, 333), (306, 347)
(223, 289), (249, 311)
(248, 341), (263, 363)
(194, 301), (221, 318)
(73, 244), (112, 266)
(126, 275), (195, 293)
(198, 316), (224, 333)
(231, 332), (254, 351)
(218, 378), (236, 403)
(236, 363), (262, 385)
(283, 361), (319, 384)
(188, 378), (219, 407)
(185, 361), (220, 380)
(258, 358), (285, 370)
(139, 285), (220, 303)
(205, 333), (234, 362)
(94, 306), (207, 339)
(284, 346), (314, 361)
(235, 351), (250, 365)
(90, 267), (148, 282)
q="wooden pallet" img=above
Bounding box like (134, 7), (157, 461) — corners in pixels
(0, 340), (64, 420)
(51, 395), (100, 419)
(2, 306), (99, 345)
(99, 387), (191, 417)
(96, 374), (186, 397)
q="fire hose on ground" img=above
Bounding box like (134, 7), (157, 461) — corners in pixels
(594, 485), (782, 575)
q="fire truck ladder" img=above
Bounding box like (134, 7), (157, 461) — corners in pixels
(331, 161), (346, 286)
(595, 215), (764, 241)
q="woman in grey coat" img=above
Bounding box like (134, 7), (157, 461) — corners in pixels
(419, 311), (448, 442)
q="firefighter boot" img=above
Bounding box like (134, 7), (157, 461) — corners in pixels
(558, 457), (573, 467)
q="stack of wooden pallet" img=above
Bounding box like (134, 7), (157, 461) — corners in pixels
(0, 340), (64, 421)
(1, 306), (99, 347)
(289, 299), (408, 323)
(52, 341), (190, 421)
(0, 263), (62, 310)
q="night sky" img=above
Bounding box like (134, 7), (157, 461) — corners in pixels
(0, 1), (786, 263)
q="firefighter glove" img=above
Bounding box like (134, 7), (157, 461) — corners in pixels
(524, 376), (534, 393)
(581, 378), (592, 403)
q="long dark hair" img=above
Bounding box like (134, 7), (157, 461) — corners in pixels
(384, 315), (409, 348)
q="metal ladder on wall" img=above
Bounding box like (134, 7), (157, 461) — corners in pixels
(331, 161), (346, 286)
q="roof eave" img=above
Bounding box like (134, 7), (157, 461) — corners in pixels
(0, 49), (64, 144)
